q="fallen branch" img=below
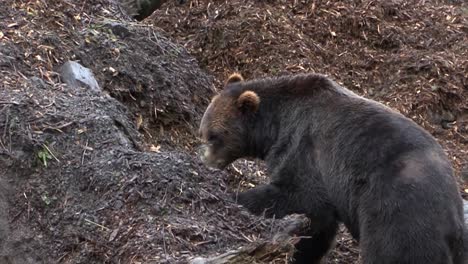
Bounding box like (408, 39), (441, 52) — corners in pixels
(189, 214), (310, 264)
(0, 101), (20, 105)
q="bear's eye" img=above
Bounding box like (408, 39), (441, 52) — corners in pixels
(208, 133), (219, 142)
(207, 132), (222, 145)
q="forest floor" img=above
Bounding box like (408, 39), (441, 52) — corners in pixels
(0, 0), (466, 263)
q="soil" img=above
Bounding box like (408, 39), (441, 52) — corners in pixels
(0, 0), (466, 263)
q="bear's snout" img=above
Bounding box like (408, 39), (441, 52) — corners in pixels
(197, 144), (226, 169)
(197, 144), (210, 163)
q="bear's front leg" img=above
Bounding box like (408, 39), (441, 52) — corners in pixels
(236, 183), (292, 218)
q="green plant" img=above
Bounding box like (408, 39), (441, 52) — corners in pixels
(37, 147), (52, 167)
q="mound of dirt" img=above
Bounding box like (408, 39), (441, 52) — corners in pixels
(1, 0), (215, 150)
(77, 22), (216, 147)
(0, 78), (278, 263)
(1, 0), (320, 263)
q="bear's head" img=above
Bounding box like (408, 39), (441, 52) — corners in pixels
(198, 73), (260, 169)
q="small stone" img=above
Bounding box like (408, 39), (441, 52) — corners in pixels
(60, 61), (100, 92)
(113, 200), (124, 209)
(189, 257), (207, 264)
(106, 22), (131, 39)
(440, 110), (456, 121)
(30, 76), (47, 89)
(150, 204), (163, 216)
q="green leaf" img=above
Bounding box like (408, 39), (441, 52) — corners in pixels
(41, 193), (51, 205)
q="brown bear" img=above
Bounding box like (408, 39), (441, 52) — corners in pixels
(198, 72), (466, 264)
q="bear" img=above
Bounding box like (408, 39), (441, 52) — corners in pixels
(198, 72), (466, 264)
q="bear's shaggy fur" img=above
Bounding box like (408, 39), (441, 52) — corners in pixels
(198, 73), (466, 264)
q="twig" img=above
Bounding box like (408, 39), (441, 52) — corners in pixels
(2, 110), (9, 140)
(42, 143), (60, 163)
(56, 253), (69, 263)
(161, 185), (169, 207)
(235, 180), (242, 203)
(0, 101), (20, 105)
(9, 208), (25, 224)
(0, 139), (6, 152)
(200, 188), (221, 201)
(162, 226), (168, 261)
(81, 139), (88, 165)
(42, 121), (74, 133)
(84, 218), (111, 231)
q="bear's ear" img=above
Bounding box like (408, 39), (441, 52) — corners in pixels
(225, 73), (244, 85)
(237, 91), (260, 113)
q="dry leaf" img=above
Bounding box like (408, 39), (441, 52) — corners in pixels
(109, 229), (119, 242)
(150, 145), (161, 152)
(136, 114), (143, 130)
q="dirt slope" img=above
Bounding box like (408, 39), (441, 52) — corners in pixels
(0, 0), (278, 263)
